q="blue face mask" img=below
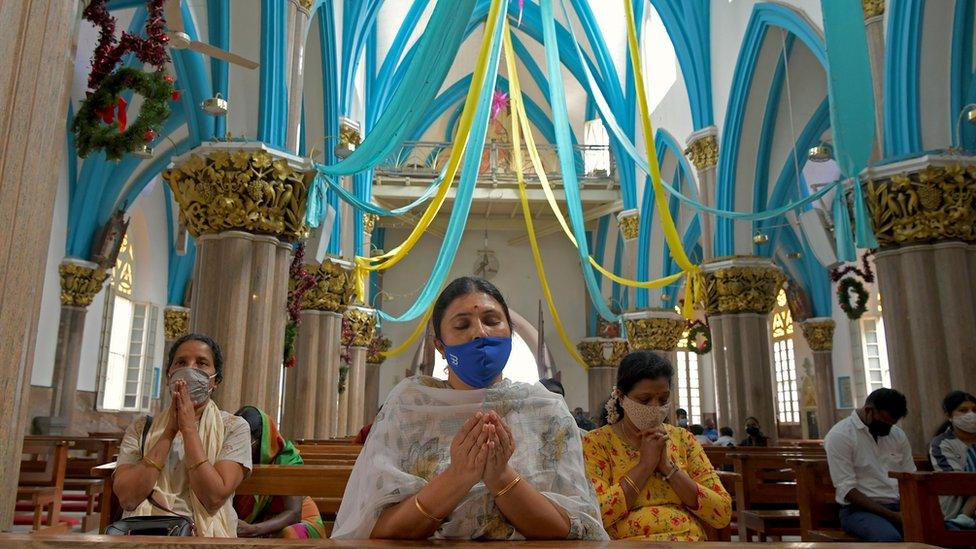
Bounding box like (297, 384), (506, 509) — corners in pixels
(442, 336), (512, 389)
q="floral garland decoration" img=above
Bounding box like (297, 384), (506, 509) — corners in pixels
(283, 244), (318, 368)
(685, 320), (712, 355)
(366, 333), (392, 364)
(73, 0), (178, 160)
(830, 252), (874, 320)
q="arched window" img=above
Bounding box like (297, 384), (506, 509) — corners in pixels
(432, 332), (540, 385)
(674, 331), (701, 424)
(771, 288), (799, 423)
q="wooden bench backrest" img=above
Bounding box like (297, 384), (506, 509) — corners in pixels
(237, 465), (353, 516)
(731, 453), (800, 507)
(788, 458), (842, 538)
(20, 441), (70, 488)
(891, 471), (976, 548)
(295, 444), (362, 456)
(704, 446), (822, 470)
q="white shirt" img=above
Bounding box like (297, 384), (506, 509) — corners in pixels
(695, 434), (713, 446)
(824, 411), (916, 505)
(714, 435), (736, 447)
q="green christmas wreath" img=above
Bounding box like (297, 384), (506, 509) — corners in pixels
(73, 68), (172, 160)
(837, 277), (869, 319)
(686, 320), (712, 355)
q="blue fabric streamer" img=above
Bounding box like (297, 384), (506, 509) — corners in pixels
(832, 181), (857, 262)
(377, 0), (507, 322)
(313, 163), (443, 217)
(305, 172), (327, 228)
(317, 0), (476, 176)
(543, 0), (618, 322)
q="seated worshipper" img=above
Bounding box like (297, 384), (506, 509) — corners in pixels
(574, 407), (597, 432)
(703, 418), (719, 442)
(824, 388), (915, 542)
(929, 390), (976, 529)
(713, 427), (737, 448)
(114, 333), (251, 537)
(690, 425), (712, 446)
(233, 406), (327, 539)
(331, 276), (607, 540)
(583, 351), (732, 541)
(740, 416), (770, 447)
(676, 408), (689, 429)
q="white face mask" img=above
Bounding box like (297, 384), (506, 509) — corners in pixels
(951, 411), (976, 434)
(168, 367), (216, 405)
(620, 396), (668, 431)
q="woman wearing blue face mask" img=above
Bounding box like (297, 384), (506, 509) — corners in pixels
(113, 333), (252, 537)
(332, 277), (607, 541)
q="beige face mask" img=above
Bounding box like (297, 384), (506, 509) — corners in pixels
(620, 396), (668, 431)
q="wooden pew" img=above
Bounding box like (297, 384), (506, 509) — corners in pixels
(789, 458), (859, 542)
(890, 471), (976, 548)
(17, 441), (70, 531)
(731, 452), (806, 541)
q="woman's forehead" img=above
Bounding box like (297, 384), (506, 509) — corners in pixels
(446, 292), (501, 314)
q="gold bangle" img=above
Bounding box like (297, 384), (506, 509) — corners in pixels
(186, 458), (208, 472)
(414, 495), (444, 522)
(621, 474), (640, 495)
(494, 474), (522, 498)
(142, 455), (163, 472)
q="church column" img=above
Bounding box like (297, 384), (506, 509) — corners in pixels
(0, 0), (82, 528)
(863, 157), (976, 450)
(616, 210), (639, 307)
(623, 309), (686, 421)
(36, 261), (108, 435)
(164, 145), (314, 414)
(364, 333), (390, 424)
(343, 306), (376, 436)
(800, 319), (837, 434)
(701, 257), (785, 443)
(684, 127), (718, 260)
(578, 338), (630, 422)
(862, 0), (886, 162)
(161, 306), (190, 410)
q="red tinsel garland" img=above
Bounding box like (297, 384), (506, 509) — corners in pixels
(283, 244), (319, 368)
(829, 251), (875, 284)
(83, 0), (170, 91)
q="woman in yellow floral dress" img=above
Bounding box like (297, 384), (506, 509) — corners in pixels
(583, 351), (732, 541)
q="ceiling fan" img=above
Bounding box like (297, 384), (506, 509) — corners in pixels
(163, 0), (259, 69)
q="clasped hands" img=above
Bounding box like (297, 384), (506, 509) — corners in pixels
(162, 379), (199, 440)
(636, 426), (674, 476)
(446, 410), (517, 494)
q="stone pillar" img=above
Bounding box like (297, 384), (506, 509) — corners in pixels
(364, 334), (390, 424)
(800, 318), (837, 435)
(862, 0), (886, 162)
(701, 257), (785, 443)
(623, 309), (686, 421)
(578, 338), (630, 422)
(708, 315), (732, 429)
(280, 310), (319, 439)
(320, 311), (343, 438)
(164, 145), (314, 414)
(863, 157), (976, 450)
(684, 127), (718, 260)
(0, 0), (82, 528)
(161, 306), (190, 411)
(343, 306), (376, 436)
(616, 210), (640, 307)
(37, 260), (108, 435)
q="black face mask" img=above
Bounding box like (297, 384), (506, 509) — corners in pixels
(746, 426), (761, 437)
(868, 420), (892, 438)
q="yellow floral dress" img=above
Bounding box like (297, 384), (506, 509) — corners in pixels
(582, 423), (732, 541)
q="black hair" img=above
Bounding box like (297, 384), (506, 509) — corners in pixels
(598, 398), (610, 427)
(934, 390), (976, 436)
(431, 277), (512, 341)
(234, 405), (263, 444)
(864, 388), (908, 420)
(720, 426), (734, 437)
(744, 416), (760, 426)
(609, 351), (674, 423)
(676, 408), (688, 418)
(690, 424), (704, 435)
(167, 333), (224, 383)
(540, 378), (565, 397)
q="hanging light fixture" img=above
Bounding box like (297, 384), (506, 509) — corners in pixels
(201, 93), (228, 116)
(335, 116), (361, 159)
(788, 251), (802, 259)
(753, 232), (769, 245)
(660, 292), (670, 302)
(807, 141), (833, 162)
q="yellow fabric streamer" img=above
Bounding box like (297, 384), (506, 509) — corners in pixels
(380, 305), (434, 358)
(504, 23), (589, 370)
(349, 0), (505, 303)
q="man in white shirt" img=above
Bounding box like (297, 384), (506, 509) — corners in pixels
(824, 388), (916, 542)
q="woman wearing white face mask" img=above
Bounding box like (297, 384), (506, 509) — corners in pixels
(929, 390), (976, 529)
(582, 351), (731, 541)
(114, 333), (252, 537)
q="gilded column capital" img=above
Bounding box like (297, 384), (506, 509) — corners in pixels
(163, 144), (314, 241)
(622, 309), (685, 351)
(800, 318), (835, 352)
(864, 158), (976, 248)
(366, 334), (391, 365)
(577, 337), (630, 369)
(59, 259), (108, 307)
(342, 306), (377, 348)
(297, 0), (313, 10)
(701, 256), (785, 315)
(684, 133), (718, 171)
(163, 306), (190, 340)
(362, 213), (378, 236)
(862, 0), (884, 19)
(616, 209), (640, 241)
(301, 257), (354, 312)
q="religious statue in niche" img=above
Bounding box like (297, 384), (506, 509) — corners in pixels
(785, 282), (811, 323)
(91, 208), (130, 270)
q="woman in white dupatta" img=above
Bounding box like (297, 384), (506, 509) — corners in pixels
(332, 277), (607, 540)
(114, 333), (252, 537)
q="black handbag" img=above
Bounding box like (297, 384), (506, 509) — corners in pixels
(105, 494), (196, 536)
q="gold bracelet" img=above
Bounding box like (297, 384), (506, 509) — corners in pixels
(494, 474), (522, 498)
(142, 455), (163, 472)
(186, 458), (208, 472)
(621, 474), (640, 495)
(414, 495), (444, 522)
